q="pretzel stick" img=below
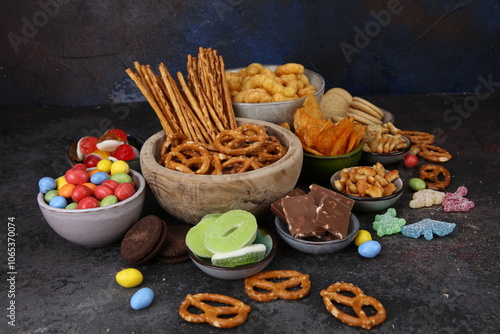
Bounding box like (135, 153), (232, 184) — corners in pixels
(206, 50), (228, 129)
(216, 54), (237, 129)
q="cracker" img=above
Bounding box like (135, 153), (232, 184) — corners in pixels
(325, 87), (352, 102)
(352, 96), (384, 118)
(347, 108), (383, 125)
(349, 100), (382, 120)
(320, 93), (349, 120)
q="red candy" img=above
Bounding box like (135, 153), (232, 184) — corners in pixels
(114, 182), (136, 201)
(94, 184), (114, 201)
(77, 196), (100, 209)
(404, 154), (419, 168)
(78, 137), (99, 156)
(113, 144), (135, 161)
(106, 129), (127, 142)
(71, 184), (93, 202)
(65, 168), (89, 185)
(442, 186), (475, 212)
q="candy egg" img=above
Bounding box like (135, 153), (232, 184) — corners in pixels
(116, 268), (143, 288)
(358, 240), (382, 258)
(44, 190), (59, 203)
(90, 171), (110, 185)
(130, 288), (154, 310)
(354, 230), (372, 246)
(409, 178), (426, 191)
(38, 177), (56, 194)
(111, 172), (133, 184)
(101, 195), (118, 207)
(49, 195), (67, 209)
(110, 160), (130, 175)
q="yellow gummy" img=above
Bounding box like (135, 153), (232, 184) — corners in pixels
(354, 230), (372, 246)
(116, 268), (143, 288)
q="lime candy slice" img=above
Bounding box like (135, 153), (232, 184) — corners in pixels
(185, 213), (222, 258)
(211, 244), (266, 267)
(204, 210), (258, 254)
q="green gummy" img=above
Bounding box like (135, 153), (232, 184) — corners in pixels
(204, 210), (257, 254)
(373, 208), (406, 237)
(185, 213), (222, 258)
(211, 244), (266, 267)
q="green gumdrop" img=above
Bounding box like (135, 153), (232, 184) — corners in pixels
(204, 210), (257, 254)
(44, 190), (59, 203)
(409, 178), (426, 191)
(101, 195), (118, 207)
(211, 244), (266, 267)
(110, 172), (133, 184)
(185, 213), (222, 258)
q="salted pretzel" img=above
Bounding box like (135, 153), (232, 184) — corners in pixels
(178, 293), (251, 328)
(419, 164), (451, 190)
(399, 130), (435, 145)
(320, 282), (386, 330)
(244, 270), (311, 302)
(417, 144), (452, 162)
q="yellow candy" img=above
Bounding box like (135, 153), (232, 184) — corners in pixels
(110, 160), (130, 175)
(354, 229), (372, 246)
(116, 268), (143, 288)
(97, 159), (113, 173)
(55, 176), (68, 190)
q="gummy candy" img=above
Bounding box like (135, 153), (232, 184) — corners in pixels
(442, 186), (475, 212)
(409, 189), (445, 208)
(372, 208), (406, 237)
(401, 219), (456, 240)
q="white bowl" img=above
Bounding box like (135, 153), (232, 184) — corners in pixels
(228, 66), (325, 127)
(274, 214), (359, 254)
(361, 135), (411, 165)
(330, 169), (404, 212)
(188, 228), (277, 280)
(37, 170), (146, 247)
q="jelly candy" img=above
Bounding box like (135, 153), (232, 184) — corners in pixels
(77, 136), (98, 160)
(113, 144), (135, 161)
(401, 219), (456, 240)
(442, 186), (475, 212)
(409, 189), (444, 208)
(372, 208), (406, 237)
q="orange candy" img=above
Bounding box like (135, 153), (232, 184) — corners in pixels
(82, 182), (97, 195)
(58, 184), (76, 198)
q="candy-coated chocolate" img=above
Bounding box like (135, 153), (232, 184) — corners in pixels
(358, 240), (381, 258)
(83, 154), (102, 168)
(55, 176), (68, 190)
(71, 184), (93, 202)
(114, 183), (136, 201)
(44, 190), (59, 203)
(404, 154), (419, 168)
(101, 195), (118, 207)
(94, 185), (114, 201)
(354, 230), (372, 246)
(90, 171), (109, 185)
(96, 159), (112, 173)
(116, 268), (143, 288)
(77, 196), (100, 209)
(65, 202), (78, 210)
(49, 196), (67, 209)
(110, 160), (130, 175)
(59, 183), (76, 199)
(65, 168), (89, 185)
(38, 177), (56, 194)
(409, 178), (426, 191)
(111, 172), (132, 184)
(130, 288), (154, 310)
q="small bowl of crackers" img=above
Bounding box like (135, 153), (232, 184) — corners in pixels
(361, 123), (412, 165)
(330, 163), (404, 212)
(227, 63), (325, 127)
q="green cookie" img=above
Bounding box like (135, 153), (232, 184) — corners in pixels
(211, 244), (266, 267)
(204, 210), (257, 254)
(185, 213), (222, 258)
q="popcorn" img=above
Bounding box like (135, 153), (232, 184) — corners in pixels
(409, 189), (445, 208)
(401, 219), (456, 240)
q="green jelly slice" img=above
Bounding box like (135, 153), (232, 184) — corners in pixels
(185, 213), (222, 258)
(204, 210), (257, 254)
(211, 244), (266, 267)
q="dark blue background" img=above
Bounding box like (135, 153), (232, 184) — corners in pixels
(1, 0), (499, 106)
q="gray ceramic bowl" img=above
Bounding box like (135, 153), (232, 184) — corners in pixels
(228, 66), (325, 127)
(330, 169), (404, 212)
(274, 214), (359, 254)
(188, 228), (277, 280)
(361, 135), (411, 165)
(37, 170), (146, 247)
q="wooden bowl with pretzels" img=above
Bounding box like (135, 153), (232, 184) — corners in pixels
(140, 118), (303, 224)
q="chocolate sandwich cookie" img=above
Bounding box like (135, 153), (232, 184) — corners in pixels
(121, 215), (168, 265)
(156, 225), (191, 264)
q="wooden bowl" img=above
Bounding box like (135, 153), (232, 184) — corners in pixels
(140, 118), (303, 224)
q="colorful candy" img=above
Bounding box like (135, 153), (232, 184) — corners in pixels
(130, 288), (154, 310)
(372, 208), (406, 237)
(409, 178), (426, 191)
(354, 230), (372, 246)
(358, 240), (382, 258)
(401, 219), (456, 240)
(116, 268), (143, 288)
(442, 186), (475, 212)
(38, 177), (56, 193)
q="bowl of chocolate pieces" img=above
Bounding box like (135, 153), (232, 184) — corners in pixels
(272, 184), (360, 254)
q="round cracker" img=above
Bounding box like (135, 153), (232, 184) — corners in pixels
(325, 87), (352, 102)
(320, 93), (349, 120)
(352, 97), (384, 118)
(347, 108), (383, 125)
(349, 100), (382, 120)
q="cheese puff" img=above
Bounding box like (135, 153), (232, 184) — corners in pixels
(275, 63), (304, 76)
(233, 88), (273, 103)
(273, 93), (295, 102)
(259, 66), (276, 79)
(297, 73), (311, 85)
(237, 63), (264, 77)
(298, 84), (317, 97)
(227, 76), (243, 92)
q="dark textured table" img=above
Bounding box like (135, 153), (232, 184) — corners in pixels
(1, 94), (499, 334)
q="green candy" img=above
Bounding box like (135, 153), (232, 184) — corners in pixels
(373, 208), (406, 237)
(44, 189), (59, 203)
(211, 244), (266, 267)
(110, 172), (133, 184)
(409, 178), (426, 191)
(65, 202), (78, 210)
(100, 195), (118, 207)
(185, 213), (222, 258)
(204, 210), (257, 254)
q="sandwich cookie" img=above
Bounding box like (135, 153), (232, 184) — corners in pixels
(156, 224), (191, 264)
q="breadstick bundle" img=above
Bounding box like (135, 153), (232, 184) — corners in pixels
(126, 47), (237, 144)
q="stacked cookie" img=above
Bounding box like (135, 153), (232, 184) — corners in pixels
(320, 87), (385, 125)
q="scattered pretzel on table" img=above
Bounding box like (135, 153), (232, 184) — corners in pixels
(178, 293), (251, 328)
(399, 130), (435, 145)
(417, 144), (452, 162)
(244, 270), (311, 302)
(320, 282), (387, 330)
(419, 164), (451, 190)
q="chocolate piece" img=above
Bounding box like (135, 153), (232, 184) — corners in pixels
(316, 195), (350, 239)
(156, 225), (191, 264)
(271, 188), (307, 222)
(282, 195), (327, 238)
(309, 184), (355, 210)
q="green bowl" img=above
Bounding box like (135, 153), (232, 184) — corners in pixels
(301, 140), (364, 182)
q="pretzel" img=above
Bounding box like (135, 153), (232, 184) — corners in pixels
(399, 130), (435, 145)
(213, 130), (268, 156)
(320, 282), (386, 330)
(417, 144), (452, 162)
(244, 270), (311, 302)
(179, 293), (251, 328)
(419, 164), (451, 190)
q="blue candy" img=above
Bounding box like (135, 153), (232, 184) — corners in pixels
(130, 287), (154, 310)
(49, 196), (67, 209)
(358, 240), (382, 258)
(401, 219), (456, 240)
(90, 171), (109, 185)
(38, 177), (56, 194)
